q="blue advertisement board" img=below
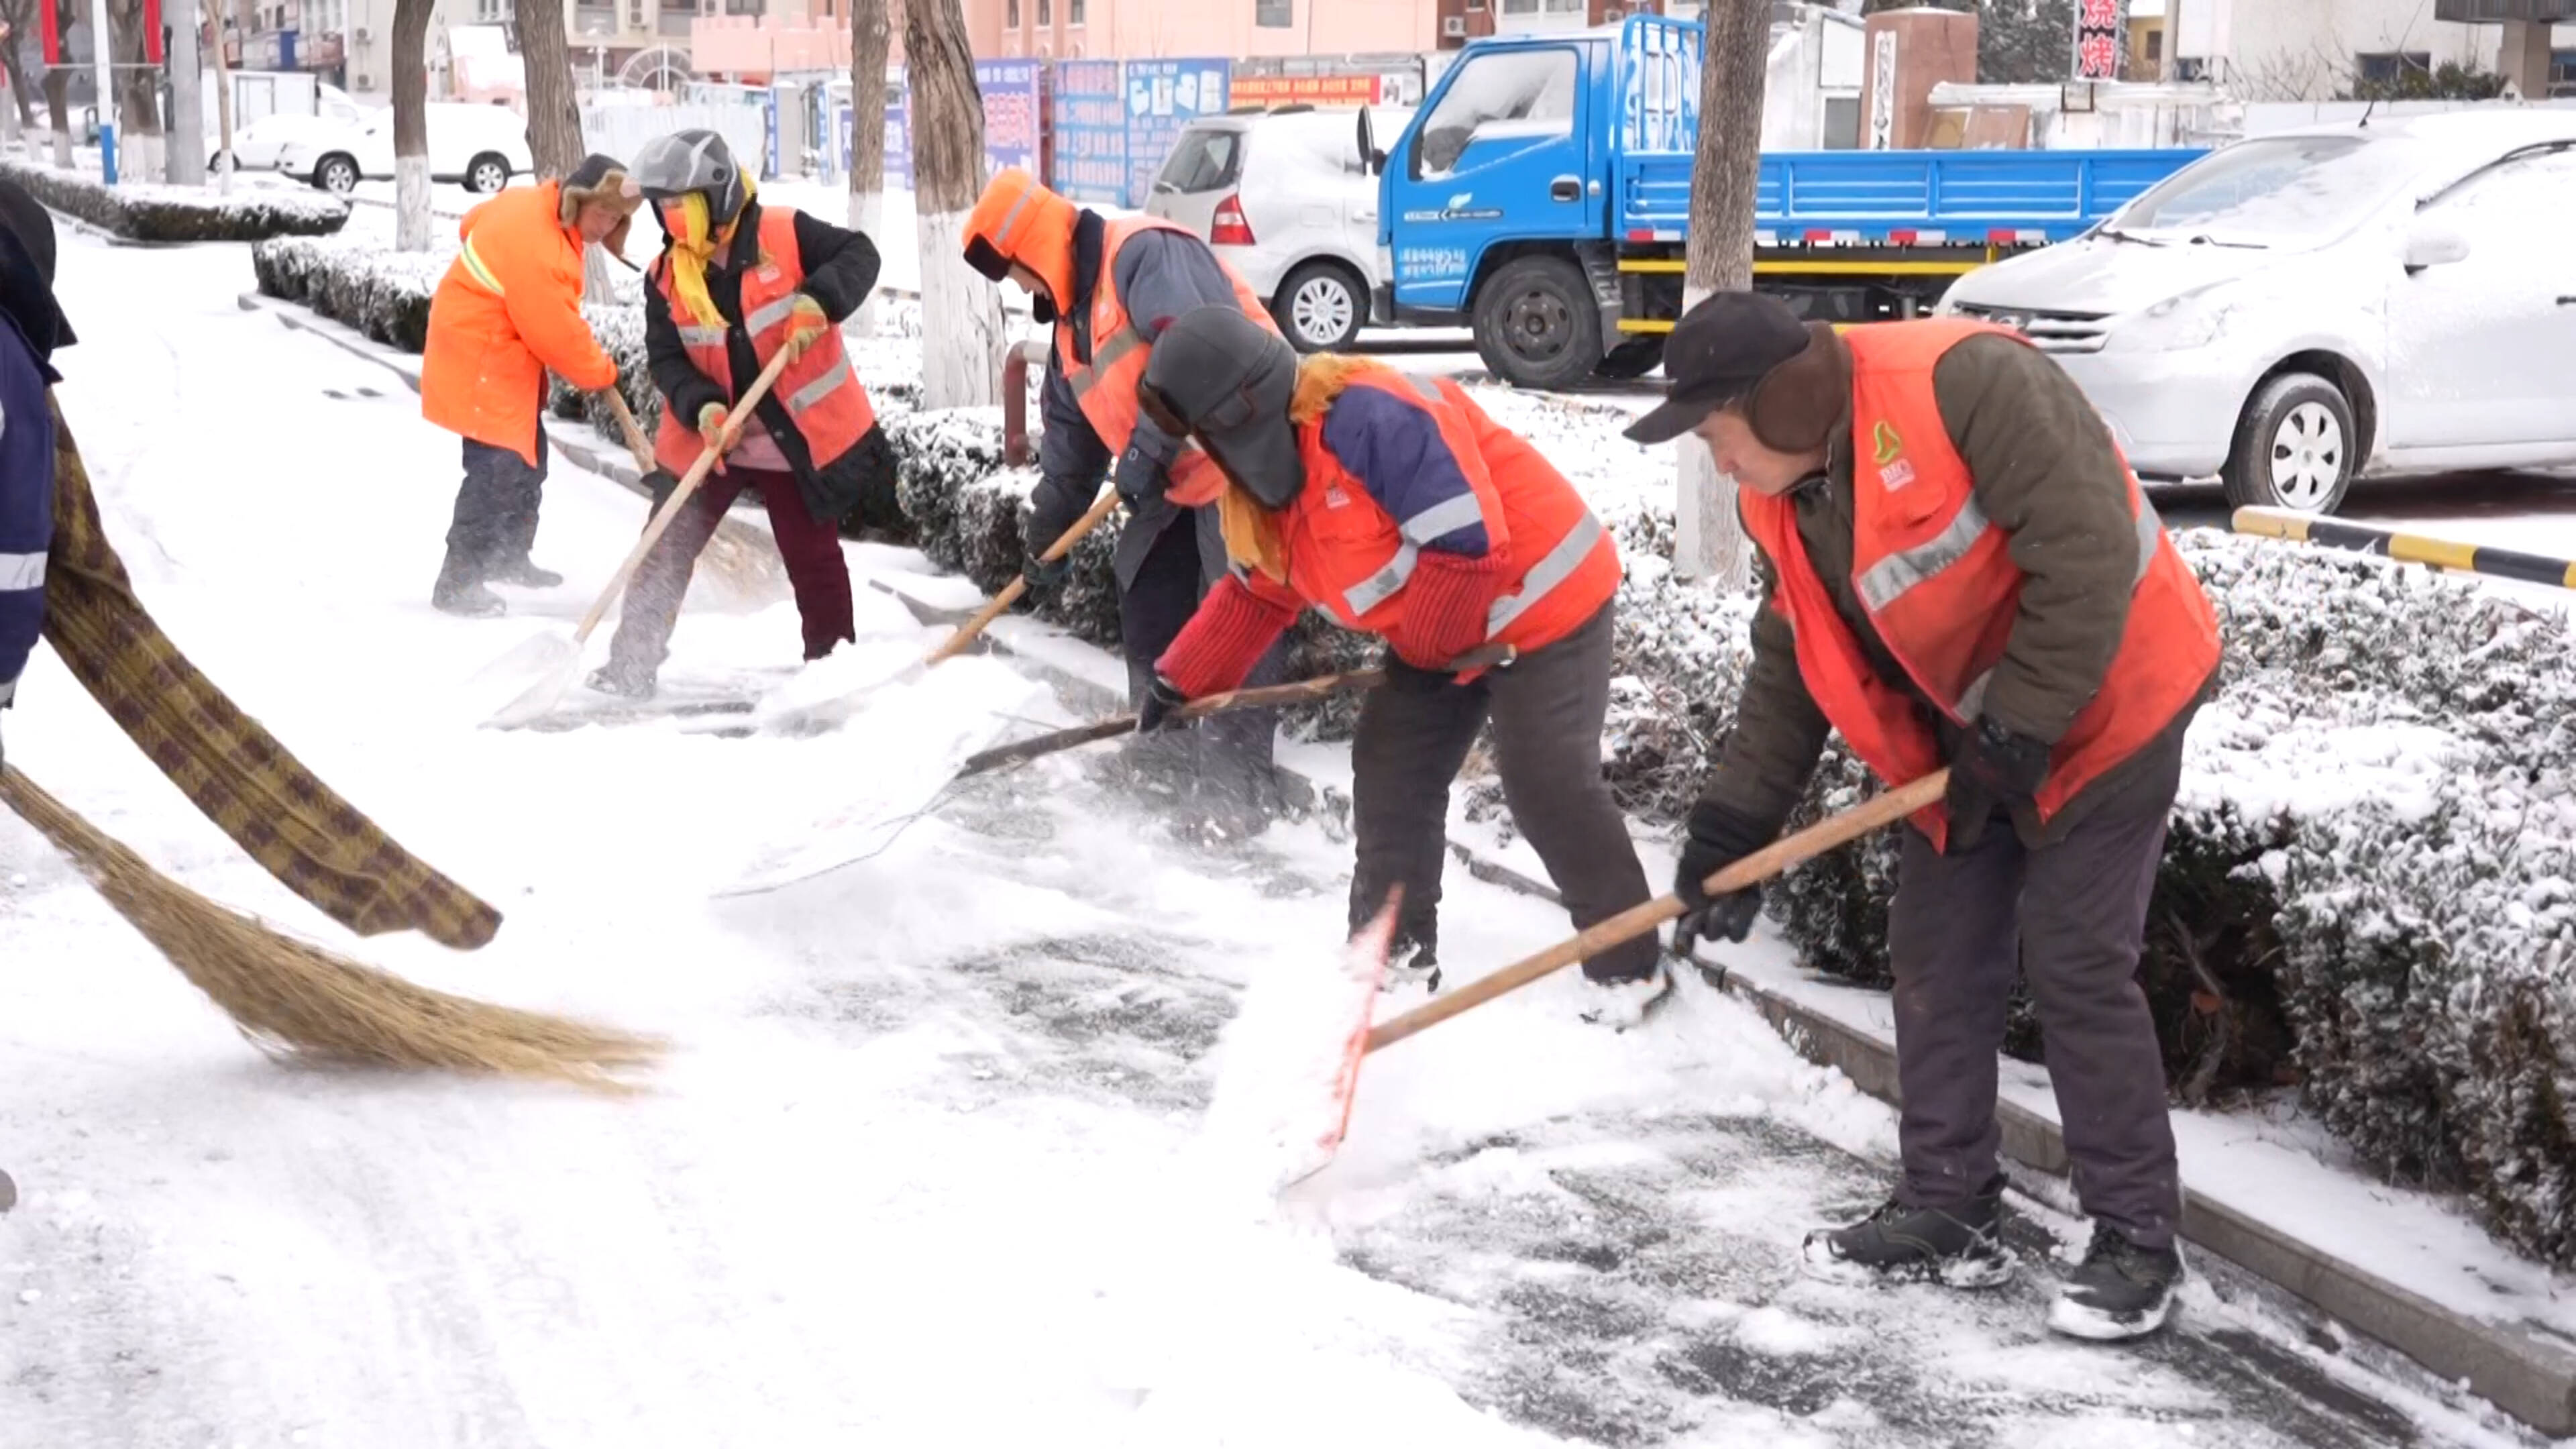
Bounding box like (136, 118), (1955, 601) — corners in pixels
(1051, 60), (1127, 207)
(1122, 59), (1230, 212)
(975, 59), (1045, 182)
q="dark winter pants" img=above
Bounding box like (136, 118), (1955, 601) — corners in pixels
(1347, 600), (1656, 982)
(1888, 753), (2184, 1250)
(604, 466), (857, 680)
(442, 429), (548, 583)
(1121, 515), (1289, 771)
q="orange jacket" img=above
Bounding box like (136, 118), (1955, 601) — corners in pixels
(1055, 215), (1273, 460)
(650, 207), (878, 476)
(1737, 319), (2221, 850)
(1157, 360), (1621, 696)
(421, 180), (616, 465)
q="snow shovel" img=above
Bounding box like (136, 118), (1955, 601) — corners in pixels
(1224, 769), (1953, 1192)
(598, 385), (672, 488)
(482, 347), (796, 729)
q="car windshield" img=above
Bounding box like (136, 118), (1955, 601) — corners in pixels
(2108, 135), (2432, 246)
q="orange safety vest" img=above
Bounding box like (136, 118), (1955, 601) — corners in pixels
(652, 207), (878, 476)
(1271, 369), (1622, 656)
(1738, 319), (2220, 850)
(1056, 216), (1275, 460)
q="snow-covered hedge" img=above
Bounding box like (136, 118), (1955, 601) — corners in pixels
(9, 160), (347, 241)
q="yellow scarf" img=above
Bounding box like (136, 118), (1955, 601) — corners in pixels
(1218, 480), (1289, 583)
(665, 173), (760, 331)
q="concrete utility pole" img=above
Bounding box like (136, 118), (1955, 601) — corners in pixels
(90, 0), (115, 181)
(168, 0), (206, 186)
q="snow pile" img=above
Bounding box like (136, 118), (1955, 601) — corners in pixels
(5, 158), (350, 241)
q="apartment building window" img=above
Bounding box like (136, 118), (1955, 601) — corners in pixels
(1069, 0), (1083, 24)
(1006, 0), (1018, 24)
(1256, 0), (1292, 26)
(2553, 49), (2576, 97)
(1037, 0), (1049, 23)
(1501, 0), (1536, 12)
(2144, 28), (2162, 62)
(2354, 51), (2432, 85)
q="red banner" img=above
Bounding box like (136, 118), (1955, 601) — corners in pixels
(2072, 0), (2127, 81)
(1229, 74), (1384, 108)
(40, 0), (57, 67)
(144, 0), (163, 64)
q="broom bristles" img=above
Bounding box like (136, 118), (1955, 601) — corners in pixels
(1, 767), (662, 1089)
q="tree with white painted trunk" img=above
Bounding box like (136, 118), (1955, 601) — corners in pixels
(202, 0), (237, 195)
(845, 0), (894, 335)
(1674, 0), (1768, 590)
(904, 0), (1004, 409)
(391, 0), (432, 250)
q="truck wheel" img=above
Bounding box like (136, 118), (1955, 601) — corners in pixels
(1277, 262), (1366, 353)
(1595, 336), (1665, 381)
(2223, 372), (2355, 515)
(1473, 256), (1603, 391)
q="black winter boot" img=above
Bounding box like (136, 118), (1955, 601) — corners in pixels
(490, 557), (565, 589)
(586, 663), (657, 701)
(1383, 935), (1440, 993)
(431, 557), (505, 618)
(1803, 1174), (2015, 1288)
(2049, 1224), (2184, 1342)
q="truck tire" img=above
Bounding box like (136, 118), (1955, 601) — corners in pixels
(2223, 372), (2355, 515)
(1473, 256), (1603, 392)
(1595, 336), (1665, 381)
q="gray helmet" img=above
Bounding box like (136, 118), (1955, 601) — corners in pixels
(633, 129), (747, 226)
(1138, 307), (1303, 508)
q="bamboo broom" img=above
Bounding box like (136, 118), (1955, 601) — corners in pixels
(1, 767), (661, 1088)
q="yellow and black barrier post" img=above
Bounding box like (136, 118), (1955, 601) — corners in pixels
(2231, 506), (2576, 591)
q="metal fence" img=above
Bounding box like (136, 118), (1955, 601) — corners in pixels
(579, 100), (767, 177)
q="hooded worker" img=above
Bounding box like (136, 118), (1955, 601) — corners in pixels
(1628, 290), (2221, 1340)
(1134, 306), (1662, 1012)
(0, 174), (68, 773)
(961, 168), (1295, 833)
(586, 128), (894, 700)
(421, 153), (643, 617)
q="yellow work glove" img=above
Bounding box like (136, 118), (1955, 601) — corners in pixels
(778, 294), (833, 362)
(696, 402), (731, 474)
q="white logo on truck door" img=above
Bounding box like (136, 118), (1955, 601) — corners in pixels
(1398, 247), (1470, 281)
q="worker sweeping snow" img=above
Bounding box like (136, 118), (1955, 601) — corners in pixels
(1625, 290), (2220, 1342)
(586, 129), (896, 702)
(961, 168), (1295, 837)
(1128, 305), (1664, 1017)
(419, 154), (643, 617)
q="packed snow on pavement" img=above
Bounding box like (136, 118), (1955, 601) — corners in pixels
(0, 228), (2557, 1449)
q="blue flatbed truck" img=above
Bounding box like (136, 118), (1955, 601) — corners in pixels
(1364, 15), (2205, 388)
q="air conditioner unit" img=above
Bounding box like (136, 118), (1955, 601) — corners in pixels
(1442, 14), (1467, 35)
(353, 25), (369, 40)
(354, 72), (372, 87)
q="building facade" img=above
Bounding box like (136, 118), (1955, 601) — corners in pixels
(2167, 0), (2575, 99)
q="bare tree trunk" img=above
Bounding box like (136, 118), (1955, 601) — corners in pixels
(0, 0), (39, 129)
(904, 0), (1002, 409)
(40, 1), (66, 168)
(203, 0), (233, 193)
(512, 0), (612, 294)
(1674, 0), (1766, 590)
(846, 0), (891, 335)
(107, 0), (163, 180)
(391, 0), (432, 250)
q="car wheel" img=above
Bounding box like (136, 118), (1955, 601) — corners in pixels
(2224, 372), (2356, 515)
(1595, 336), (1665, 381)
(1277, 262), (1366, 354)
(315, 154), (359, 194)
(1472, 255), (1603, 391)
(467, 154), (510, 195)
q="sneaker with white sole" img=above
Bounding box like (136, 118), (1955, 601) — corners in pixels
(2048, 1224), (2183, 1342)
(1802, 1175), (2017, 1289)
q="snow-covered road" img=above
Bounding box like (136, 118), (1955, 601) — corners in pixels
(0, 229), (2544, 1448)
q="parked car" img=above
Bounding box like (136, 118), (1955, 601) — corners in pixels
(1939, 111), (2576, 515)
(278, 102), (533, 195)
(1146, 105), (1415, 354)
(210, 83), (368, 172)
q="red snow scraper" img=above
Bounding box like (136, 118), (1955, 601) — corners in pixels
(1234, 770), (1952, 1193)
(480, 347), (796, 729)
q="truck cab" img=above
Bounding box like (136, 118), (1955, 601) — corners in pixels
(1371, 16), (2201, 389)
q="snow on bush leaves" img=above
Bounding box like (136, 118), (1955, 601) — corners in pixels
(8, 159), (349, 242)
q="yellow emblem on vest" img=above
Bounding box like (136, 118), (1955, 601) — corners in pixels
(1872, 420), (1902, 466)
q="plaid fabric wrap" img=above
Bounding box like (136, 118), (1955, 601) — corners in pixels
(40, 400), (504, 950)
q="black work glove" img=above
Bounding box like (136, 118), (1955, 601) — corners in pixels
(1945, 716), (2053, 855)
(1112, 442), (1165, 505)
(1022, 545), (1072, 590)
(1021, 491), (1081, 590)
(1137, 675), (1193, 733)
(1672, 801), (1776, 957)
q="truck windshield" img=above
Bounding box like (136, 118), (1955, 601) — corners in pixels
(1413, 48), (1578, 178)
(2108, 135), (2430, 247)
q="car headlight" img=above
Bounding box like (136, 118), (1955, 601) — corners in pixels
(2109, 292), (2232, 353)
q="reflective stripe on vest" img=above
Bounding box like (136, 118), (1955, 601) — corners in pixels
(1488, 511), (1607, 637)
(0, 551), (44, 590)
(676, 323), (727, 347)
(458, 234), (504, 295)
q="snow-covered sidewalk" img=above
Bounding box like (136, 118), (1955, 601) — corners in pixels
(0, 231), (2546, 1448)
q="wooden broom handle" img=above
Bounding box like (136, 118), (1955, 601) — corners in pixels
(568, 346), (795, 645)
(600, 386), (659, 476)
(922, 483), (1123, 667)
(955, 669), (1387, 779)
(1363, 769), (1951, 1053)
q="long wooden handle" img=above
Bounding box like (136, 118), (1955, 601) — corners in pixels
(922, 484), (1124, 667)
(956, 669), (1387, 780)
(1363, 769), (1950, 1053)
(568, 347), (796, 646)
(600, 386), (659, 475)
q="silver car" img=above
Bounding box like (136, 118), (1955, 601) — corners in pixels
(1146, 106), (1413, 354)
(1938, 111), (2576, 515)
